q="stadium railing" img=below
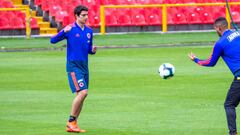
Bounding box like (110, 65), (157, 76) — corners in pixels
(100, 2), (240, 35)
(0, 7), (31, 38)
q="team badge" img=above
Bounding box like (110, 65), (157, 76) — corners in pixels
(75, 33), (80, 37)
(79, 82), (84, 87)
(78, 79), (84, 87)
(87, 33), (91, 39)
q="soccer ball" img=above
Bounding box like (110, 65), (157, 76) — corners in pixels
(158, 63), (175, 79)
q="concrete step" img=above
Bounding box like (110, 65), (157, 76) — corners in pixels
(31, 10), (36, 16)
(40, 28), (58, 35)
(34, 16), (43, 22)
(38, 22), (50, 28)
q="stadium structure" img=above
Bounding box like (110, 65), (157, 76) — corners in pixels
(0, 0), (239, 36)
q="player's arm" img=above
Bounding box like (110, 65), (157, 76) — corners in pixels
(50, 25), (72, 44)
(88, 32), (97, 54)
(188, 43), (223, 67)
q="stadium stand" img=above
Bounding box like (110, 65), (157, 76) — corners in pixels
(0, 0), (42, 35)
(0, 0), (240, 35)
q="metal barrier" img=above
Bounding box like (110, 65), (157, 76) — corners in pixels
(0, 8), (31, 38)
(100, 2), (240, 35)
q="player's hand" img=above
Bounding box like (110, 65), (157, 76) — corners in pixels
(188, 52), (196, 61)
(64, 25), (72, 33)
(92, 46), (97, 53)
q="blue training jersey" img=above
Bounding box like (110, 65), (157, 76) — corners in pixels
(50, 22), (95, 61)
(50, 22), (95, 73)
(194, 30), (240, 76)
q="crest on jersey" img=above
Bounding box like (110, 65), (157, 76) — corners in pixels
(87, 33), (91, 39)
(75, 33), (80, 37)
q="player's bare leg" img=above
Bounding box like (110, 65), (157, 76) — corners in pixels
(75, 90), (88, 119)
(66, 90), (88, 133)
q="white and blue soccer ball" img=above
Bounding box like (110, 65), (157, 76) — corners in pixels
(158, 63), (175, 79)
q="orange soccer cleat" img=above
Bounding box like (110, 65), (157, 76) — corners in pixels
(66, 120), (86, 133)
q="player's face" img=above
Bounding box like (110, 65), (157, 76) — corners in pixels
(76, 11), (88, 25)
(214, 25), (222, 37)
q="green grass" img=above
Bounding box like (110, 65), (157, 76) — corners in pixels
(0, 32), (218, 49)
(0, 46), (237, 135)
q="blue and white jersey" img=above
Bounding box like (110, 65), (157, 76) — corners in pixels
(194, 30), (240, 76)
(50, 22), (95, 61)
(50, 22), (95, 73)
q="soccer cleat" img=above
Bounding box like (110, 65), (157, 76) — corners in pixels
(66, 121), (86, 133)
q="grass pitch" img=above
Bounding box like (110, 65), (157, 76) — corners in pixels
(0, 45), (238, 135)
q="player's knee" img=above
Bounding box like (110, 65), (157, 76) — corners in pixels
(224, 101), (237, 109)
(79, 89), (88, 98)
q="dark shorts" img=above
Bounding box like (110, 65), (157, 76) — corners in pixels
(67, 71), (89, 93)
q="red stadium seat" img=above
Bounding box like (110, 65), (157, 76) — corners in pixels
(105, 15), (118, 26)
(49, 5), (62, 16)
(15, 11), (26, 21)
(231, 11), (240, 23)
(30, 18), (39, 28)
(0, 0), (14, 8)
(166, 0), (178, 4)
(136, 0), (150, 4)
(112, 0), (136, 5)
(2, 11), (15, 20)
(137, 8), (152, 17)
(231, 5), (240, 13)
(167, 8), (178, 17)
(149, 8), (162, 16)
(200, 12), (214, 24)
(178, 7), (196, 14)
(82, 0), (99, 6)
(146, 14), (162, 25)
(213, 12), (225, 20)
(0, 17), (10, 29)
(68, 0), (83, 7)
(105, 8), (116, 16)
(195, 6), (205, 14)
(114, 8), (131, 16)
(10, 17), (25, 29)
(149, 0), (164, 4)
(130, 8), (144, 16)
(88, 15), (100, 27)
(100, 0), (109, 5)
(34, 0), (42, 5)
(132, 14), (146, 26)
(63, 16), (75, 27)
(187, 12), (202, 24)
(117, 15), (132, 26)
(41, 0), (49, 11)
(180, 0), (194, 3)
(55, 11), (68, 22)
(171, 13), (187, 24)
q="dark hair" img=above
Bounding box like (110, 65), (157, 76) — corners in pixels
(74, 5), (88, 16)
(214, 17), (228, 27)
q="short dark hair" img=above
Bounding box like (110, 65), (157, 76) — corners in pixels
(214, 17), (228, 27)
(74, 5), (88, 16)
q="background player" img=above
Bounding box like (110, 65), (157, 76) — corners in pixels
(50, 5), (97, 133)
(188, 17), (240, 135)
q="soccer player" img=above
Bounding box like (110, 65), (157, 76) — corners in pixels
(50, 5), (97, 133)
(188, 17), (240, 135)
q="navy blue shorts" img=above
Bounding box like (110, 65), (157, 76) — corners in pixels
(67, 71), (89, 93)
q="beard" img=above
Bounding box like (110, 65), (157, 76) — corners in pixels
(217, 31), (222, 37)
